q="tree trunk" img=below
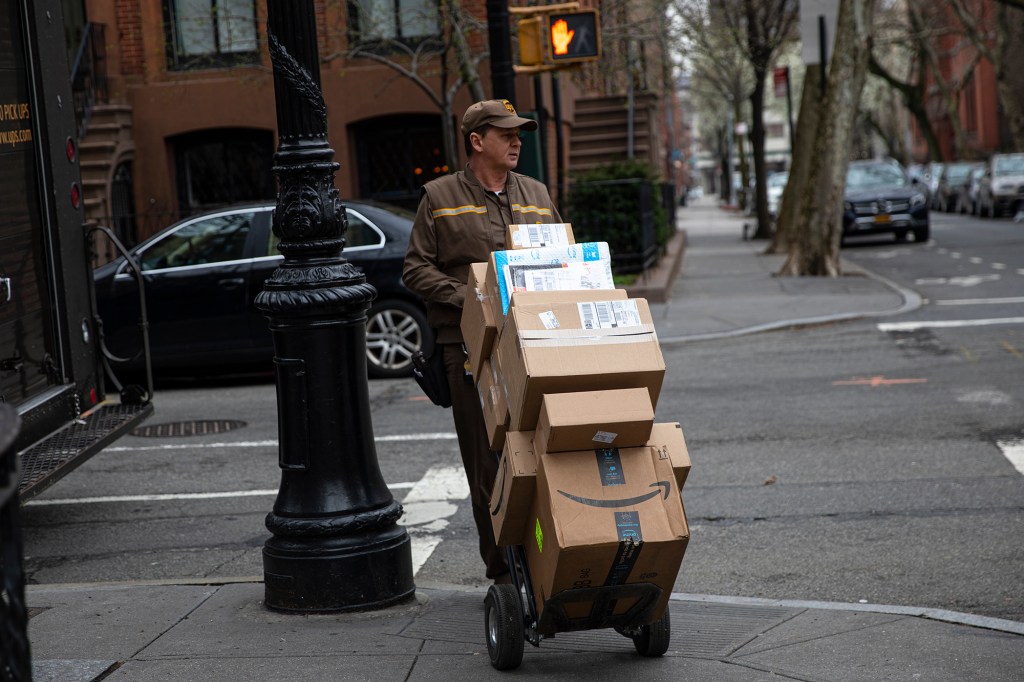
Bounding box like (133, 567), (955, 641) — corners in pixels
(767, 64), (822, 255)
(994, 4), (1024, 150)
(780, 0), (876, 277)
(735, 101), (749, 210)
(749, 73), (772, 238)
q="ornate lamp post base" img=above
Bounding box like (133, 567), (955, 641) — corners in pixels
(259, 0), (414, 612)
(264, 526), (413, 612)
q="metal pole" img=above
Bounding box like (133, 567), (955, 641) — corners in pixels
(259, 0), (414, 612)
(486, 0), (516, 102)
(533, 75), (548, 185)
(785, 66), (795, 161)
(818, 15), (827, 97)
(725, 107), (735, 206)
(552, 72), (566, 203)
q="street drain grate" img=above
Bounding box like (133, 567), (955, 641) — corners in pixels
(132, 419), (246, 438)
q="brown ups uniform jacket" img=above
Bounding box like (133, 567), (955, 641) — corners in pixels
(403, 165), (562, 343)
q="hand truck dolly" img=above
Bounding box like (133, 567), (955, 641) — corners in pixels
(484, 544), (671, 670)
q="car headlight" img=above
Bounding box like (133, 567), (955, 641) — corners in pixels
(843, 201), (853, 212)
(993, 181), (1012, 193)
(910, 193), (926, 208)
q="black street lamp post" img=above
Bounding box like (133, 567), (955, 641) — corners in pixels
(258, 0), (414, 612)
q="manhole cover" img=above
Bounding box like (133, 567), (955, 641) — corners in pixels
(132, 419), (246, 438)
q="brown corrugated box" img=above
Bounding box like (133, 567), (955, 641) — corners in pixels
(460, 262), (497, 382)
(489, 430), (537, 547)
(534, 389), (655, 454)
(477, 356), (510, 451)
(522, 445), (689, 624)
(496, 297), (665, 431)
(646, 422), (692, 489)
(505, 222), (575, 249)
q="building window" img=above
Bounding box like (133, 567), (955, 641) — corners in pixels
(767, 123), (786, 139)
(347, 0), (441, 48)
(171, 129), (275, 214)
(164, 0), (258, 70)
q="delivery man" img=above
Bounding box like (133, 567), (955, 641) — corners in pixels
(403, 99), (562, 583)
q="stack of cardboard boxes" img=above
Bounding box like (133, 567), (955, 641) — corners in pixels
(460, 223), (692, 629)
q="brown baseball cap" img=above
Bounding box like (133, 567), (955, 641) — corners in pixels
(461, 99), (539, 134)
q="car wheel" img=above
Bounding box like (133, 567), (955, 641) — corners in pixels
(914, 224), (930, 242)
(365, 299), (430, 379)
(894, 229), (908, 243)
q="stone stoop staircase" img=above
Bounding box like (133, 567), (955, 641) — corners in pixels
(77, 103), (134, 263)
(568, 93), (661, 174)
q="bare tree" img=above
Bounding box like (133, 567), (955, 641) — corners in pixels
(322, 0), (487, 169)
(714, 0), (798, 240)
(779, 0), (877, 276)
(670, 1), (754, 205)
(867, 0), (944, 161)
(950, 0), (1024, 152)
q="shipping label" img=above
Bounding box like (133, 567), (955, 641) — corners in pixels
(577, 300), (642, 330)
(510, 222), (572, 248)
(596, 448), (625, 486)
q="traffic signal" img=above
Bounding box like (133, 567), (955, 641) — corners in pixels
(517, 17), (544, 67)
(548, 10), (601, 64)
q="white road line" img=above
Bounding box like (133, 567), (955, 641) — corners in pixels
(969, 257), (983, 264)
(935, 296), (1024, 306)
(103, 432), (458, 453)
(878, 317), (1024, 332)
(992, 263), (1006, 270)
(25, 482), (417, 507)
(398, 465), (469, 575)
(999, 440), (1024, 476)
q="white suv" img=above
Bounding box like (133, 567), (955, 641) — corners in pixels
(977, 153), (1024, 218)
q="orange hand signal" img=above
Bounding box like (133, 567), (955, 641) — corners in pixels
(551, 19), (574, 56)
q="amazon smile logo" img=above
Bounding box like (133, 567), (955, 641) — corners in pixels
(557, 481), (670, 508)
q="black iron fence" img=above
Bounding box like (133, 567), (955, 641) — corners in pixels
(566, 179), (674, 275)
(71, 22), (108, 140)
(0, 405), (30, 681)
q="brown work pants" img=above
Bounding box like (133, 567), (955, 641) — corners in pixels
(442, 343), (509, 580)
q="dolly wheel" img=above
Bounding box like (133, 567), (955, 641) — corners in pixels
(632, 610), (671, 657)
(484, 584), (524, 670)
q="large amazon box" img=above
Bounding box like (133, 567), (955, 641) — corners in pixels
(477, 356), (510, 451)
(534, 388), (655, 454)
(496, 297), (665, 431)
(489, 430), (537, 546)
(522, 446), (689, 625)
(487, 242), (615, 316)
(646, 422), (692, 489)
(506, 222), (575, 249)
(460, 262), (498, 381)
(493, 288), (629, 335)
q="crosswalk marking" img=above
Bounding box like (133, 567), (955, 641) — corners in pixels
(878, 318), (1024, 331)
(399, 465), (469, 575)
(935, 297), (1024, 306)
(102, 432), (458, 453)
(999, 440), (1024, 476)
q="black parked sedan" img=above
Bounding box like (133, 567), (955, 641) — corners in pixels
(842, 160), (930, 244)
(93, 201), (429, 379)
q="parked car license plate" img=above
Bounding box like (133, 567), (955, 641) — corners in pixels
(874, 214), (892, 224)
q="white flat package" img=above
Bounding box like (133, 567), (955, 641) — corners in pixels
(492, 242), (614, 314)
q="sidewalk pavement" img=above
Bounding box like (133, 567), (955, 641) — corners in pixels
(24, 199), (1024, 681)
